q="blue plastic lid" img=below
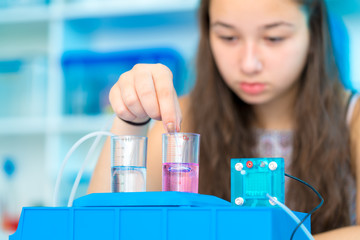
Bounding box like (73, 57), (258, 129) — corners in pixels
(73, 192), (231, 207)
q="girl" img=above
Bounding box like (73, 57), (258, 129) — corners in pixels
(88, 0), (360, 238)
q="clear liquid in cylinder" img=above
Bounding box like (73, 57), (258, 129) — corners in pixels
(111, 166), (146, 192)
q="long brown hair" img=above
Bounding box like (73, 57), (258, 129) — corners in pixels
(190, 0), (354, 233)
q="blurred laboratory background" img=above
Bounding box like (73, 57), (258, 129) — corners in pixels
(0, 0), (359, 238)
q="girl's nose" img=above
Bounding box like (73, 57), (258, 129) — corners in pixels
(240, 42), (263, 75)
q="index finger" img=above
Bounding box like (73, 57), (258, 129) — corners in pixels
(151, 64), (178, 133)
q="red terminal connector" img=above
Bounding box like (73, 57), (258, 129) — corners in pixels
(246, 161), (253, 168)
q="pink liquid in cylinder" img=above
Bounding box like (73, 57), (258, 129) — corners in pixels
(162, 162), (199, 193)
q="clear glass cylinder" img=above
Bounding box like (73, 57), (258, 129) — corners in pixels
(162, 133), (200, 193)
(111, 135), (147, 192)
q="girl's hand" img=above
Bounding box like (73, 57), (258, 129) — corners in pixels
(109, 63), (182, 133)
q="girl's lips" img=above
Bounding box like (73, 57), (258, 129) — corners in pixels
(240, 82), (266, 95)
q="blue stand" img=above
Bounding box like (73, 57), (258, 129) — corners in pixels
(10, 192), (310, 240)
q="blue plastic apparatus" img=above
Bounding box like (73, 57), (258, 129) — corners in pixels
(10, 192), (310, 240)
(231, 158), (285, 207)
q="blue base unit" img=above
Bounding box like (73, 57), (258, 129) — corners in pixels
(10, 192), (310, 240)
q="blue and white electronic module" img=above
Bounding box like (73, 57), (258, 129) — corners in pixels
(231, 158), (285, 207)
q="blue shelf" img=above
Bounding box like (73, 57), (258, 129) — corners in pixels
(61, 48), (188, 115)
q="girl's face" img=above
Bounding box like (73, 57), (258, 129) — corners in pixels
(209, 0), (310, 106)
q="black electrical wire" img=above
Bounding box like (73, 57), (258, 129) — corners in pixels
(285, 173), (324, 240)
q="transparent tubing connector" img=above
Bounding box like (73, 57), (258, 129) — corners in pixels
(162, 133), (200, 193)
(111, 135), (147, 192)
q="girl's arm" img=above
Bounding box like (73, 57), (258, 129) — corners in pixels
(314, 226), (360, 240)
(350, 96), (360, 225)
(315, 97), (360, 239)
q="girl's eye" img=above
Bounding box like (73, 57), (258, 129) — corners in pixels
(219, 36), (238, 42)
(265, 37), (285, 43)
